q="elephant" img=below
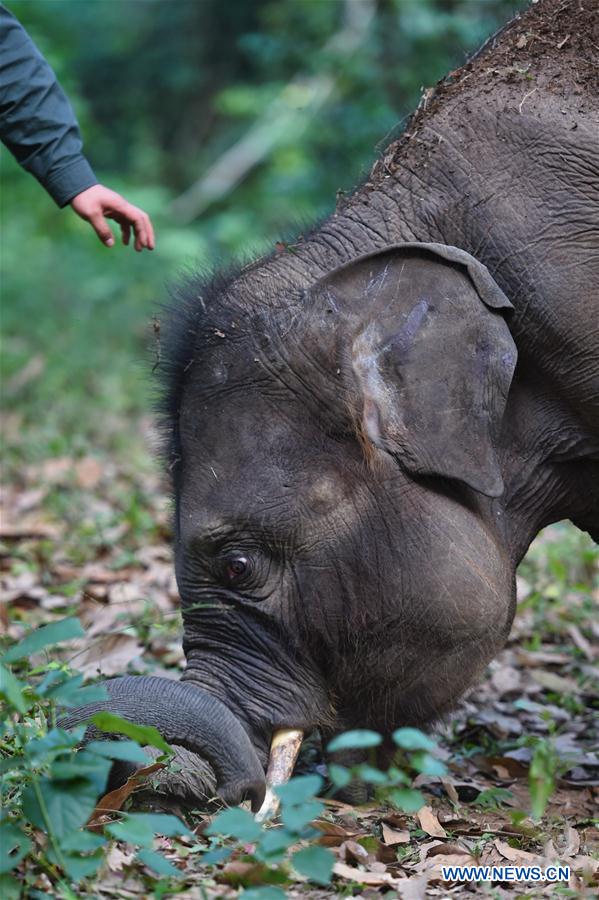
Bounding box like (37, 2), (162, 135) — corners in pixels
(64, 0), (599, 812)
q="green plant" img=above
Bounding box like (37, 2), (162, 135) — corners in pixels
(327, 727), (447, 814)
(203, 777), (334, 889)
(473, 787), (514, 811)
(1, 619), (448, 895)
(525, 736), (564, 821)
(0, 617), (183, 894)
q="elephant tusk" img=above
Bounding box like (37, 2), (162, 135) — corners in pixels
(255, 728), (303, 823)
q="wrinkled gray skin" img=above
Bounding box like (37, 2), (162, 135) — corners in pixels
(68, 0), (598, 807)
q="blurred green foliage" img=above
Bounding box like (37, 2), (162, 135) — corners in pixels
(1, 0), (525, 461)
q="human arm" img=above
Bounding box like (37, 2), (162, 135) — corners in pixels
(0, 4), (96, 206)
(0, 6), (154, 249)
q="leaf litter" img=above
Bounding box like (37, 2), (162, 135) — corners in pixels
(1, 450), (597, 897)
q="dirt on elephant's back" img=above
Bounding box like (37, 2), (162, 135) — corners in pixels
(373, 0), (599, 181)
(427, 0), (598, 113)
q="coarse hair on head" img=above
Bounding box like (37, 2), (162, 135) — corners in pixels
(152, 260), (249, 476)
(151, 248), (294, 478)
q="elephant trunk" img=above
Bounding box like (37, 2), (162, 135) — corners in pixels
(60, 675), (266, 811)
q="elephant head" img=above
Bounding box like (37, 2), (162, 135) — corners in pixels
(66, 243), (518, 806)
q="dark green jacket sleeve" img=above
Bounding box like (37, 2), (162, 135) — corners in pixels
(0, 4), (97, 206)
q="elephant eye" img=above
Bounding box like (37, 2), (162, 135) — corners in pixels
(223, 554), (251, 584)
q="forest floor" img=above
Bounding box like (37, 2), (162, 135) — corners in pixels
(1, 441), (597, 899)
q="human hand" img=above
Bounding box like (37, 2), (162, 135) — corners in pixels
(70, 184), (155, 251)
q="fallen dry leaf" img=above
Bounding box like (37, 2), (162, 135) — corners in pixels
(5, 354), (45, 394)
(382, 822), (410, 846)
(425, 842), (472, 858)
(382, 812), (410, 829)
(494, 839), (541, 864)
(530, 670), (580, 693)
(556, 824), (580, 858)
(396, 872), (430, 900)
(313, 819), (363, 847)
(487, 755), (529, 780)
(572, 855), (599, 876)
(27, 456), (73, 484)
(217, 860), (273, 886)
(416, 806), (447, 838)
(490, 664), (521, 695)
(516, 649), (573, 667)
(566, 624), (595, 661)
(439, 777), (459, 804)
(423, 853), (478, 884)
(339, 839), (372, 866)
(416, 839), (444, 862)
(105, 844), (136, 872)
(83, 563), (138, 585)
(88, 761), (165, 828)
(333, 861), (397, 886)
(75, 632), (144, 677)
(74, 456), (104, 489)
(0, 520), (59, 540)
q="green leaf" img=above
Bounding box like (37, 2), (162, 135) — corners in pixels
(206, 807), (262, 842)
(107, 813), (190, 847)
(274, 774), (323, 805)
(357, 835), (381, 855)
(280, 799), (323, 832)
(292, 845), (334, 885)
(354, 763), (390, 785)
(137, 848), (182, 877)
(22, 776), (100, 840)
(51, 753), (112, 792)
(130, 813), (191, 837)
(90, 711), (172, 755)
(49, 848), (105, 882)
(327, 730), (382, 752)
(0, 664), (28, 714)
(388, 787), (425, 813)
(240, 888), (287, 900)
(385, 766), (409, 786)
(475, 787), (514, 810)
(200, 846), (232, 865)
(25, 726), (85, 761)
(2, 617), (84, 664)
(48, 678), (109, 708)
(107, 817), (155, 848)
(327, 764), (351, 788)
(86, 739), (149, 765)
(529, 741), (556, 821)
(60, 831), (106, 852)
(0, 822), (32, 873)
(392, 728), (436, 751)
(240, 889), (287, 900)
(37, 668), (69, 694)
(410, 752), (447, 776)
(256, 827), (294, 861)
(0, 874), (21, 900)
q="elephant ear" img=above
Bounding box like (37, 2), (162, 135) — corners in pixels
(315, 243), (517, 497)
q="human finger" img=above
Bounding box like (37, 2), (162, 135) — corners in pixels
(89, 212), (115, 247)
(132, 212), (151, 252)
(120, 220), (131, 246)
(145, 213), (155, 250)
